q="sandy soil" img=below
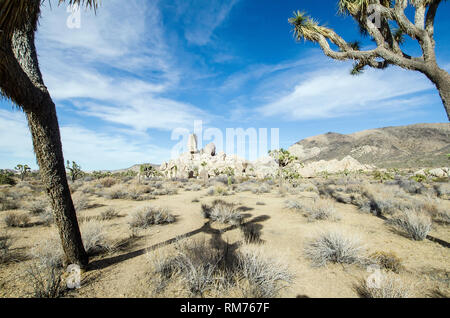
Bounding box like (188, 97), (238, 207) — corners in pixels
(0, 180), (449, 298)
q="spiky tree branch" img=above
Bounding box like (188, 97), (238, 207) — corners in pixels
(289, 0), (450, 120)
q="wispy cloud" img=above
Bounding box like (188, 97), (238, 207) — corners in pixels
(36, 0), (211, 132)
(174, 0), (240, 46)
(256, 62), (436, 120)
(0, 110), (171, 170)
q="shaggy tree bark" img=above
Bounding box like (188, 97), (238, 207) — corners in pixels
(0, 25), (88, 267)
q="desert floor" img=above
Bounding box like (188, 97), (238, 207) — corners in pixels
(0, 175), (449, 298)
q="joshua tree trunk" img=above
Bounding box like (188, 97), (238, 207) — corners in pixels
(25, 100), (88, 268)
(424, 67), (450, 121)
(0, 26), (88, 267)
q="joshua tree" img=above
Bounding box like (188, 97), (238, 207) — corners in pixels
(289, 0), (450, 120)
(14, 164), (31, 181)
(269, 149), (298, 194)
(66, 160), (83, 182)
(0, 0), (100, 267)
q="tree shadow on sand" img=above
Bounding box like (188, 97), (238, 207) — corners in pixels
(88, 214), (270, 271)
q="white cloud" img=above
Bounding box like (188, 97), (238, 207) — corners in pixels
(33, 0), (211, 133)
(175, 0), (239, 46)
(0, 110), (171, 170)
(257, 64), (436, 120)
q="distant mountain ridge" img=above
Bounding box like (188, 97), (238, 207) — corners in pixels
(288, 123), (450, 169)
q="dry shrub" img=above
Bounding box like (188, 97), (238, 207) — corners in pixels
(129, 206), (175, 229)
(26, 264), (65, 298)
(201, 200), (242, 225)
(28, 198), (48, 215)
(390, 209), (432, 241)
(303, 199), (341, 222)
(4, 213), (30, 228)
(80, 220), (111, 255)
(355, 272), (413, 298)
(369, 251), (403, 273)
(99, 177), (117, 188)
(72, 192), (90, 212)
(0, 231), (12, 264)
(30, 234), (64, 270)
(147, 239), (292, 298)
(99, 208), (120, 221)
(305, 230), (365, 267)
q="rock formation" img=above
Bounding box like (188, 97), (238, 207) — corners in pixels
(160, 136), (373, 179)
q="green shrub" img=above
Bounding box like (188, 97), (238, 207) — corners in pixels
(0, 170), (16, 186)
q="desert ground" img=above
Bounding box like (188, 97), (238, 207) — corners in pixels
(0, 171), (449, 298)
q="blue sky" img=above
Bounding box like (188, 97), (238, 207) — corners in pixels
(1, 0), (449, 171)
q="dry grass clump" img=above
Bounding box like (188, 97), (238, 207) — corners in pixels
(284, 200), (303, 210)
(368, 251), (403, 273)
(98, 177), (117, 188)
(434, 183), (450, 199)
(39, 208), (54, 226)
(303, 199), (341, 222)
(285, 199), (340, 221)
(305, 230), (365, 267)
(419, 196), (450, 225)
(99, 208), (120, 221)
(30, 235), (64, 270)
(27, 233), (65, 298)
(201, 200), (242, 225)
(147, 239), (292, 298)
(185, 183), (202, 192)
(235, 247), (293, 298)
(0, 191), (20, 211)
(80, 220), (112, 255)
(129, 206), (175, 229)
(103, 184), (128, 200)
(390, 209), (432, 241)
(0, 231), (12, 264)
(26, 264), (65, 298)
(4, 213), (30, 228)
(72, 192), (90, 212)
(355, 272), (413, 298)
(28, 198), (48, 215)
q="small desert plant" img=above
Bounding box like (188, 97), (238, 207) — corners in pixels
(0, 170), (16, 186)
(236, 248), (293, 298)
(129, 206), (175, 229)
(98, 177), (117, 188)
(303, 199), (341, 222)
(72, 193), (90, 212)
(99, 208), (120, 221)
(4, 213), (30, 228)
(30, 235), (64, 269)
(39, 208), (54, 226)
(80, 220), (111, 255)
(256, 202), (265, 206)
(26, 264), (64, 298)
(28, 199), (48, 215)
(390, 209), (432, 241)
(355, 273), (412, 298)
(201, 200), (242, 225)
(305, 231), (364, 267)
(192, 198), (200, 203)
(284, 200), (303, 210)
(240, 223), (263, 245)
(368, 251), (403, 273)
(0, 231), (12, 264)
